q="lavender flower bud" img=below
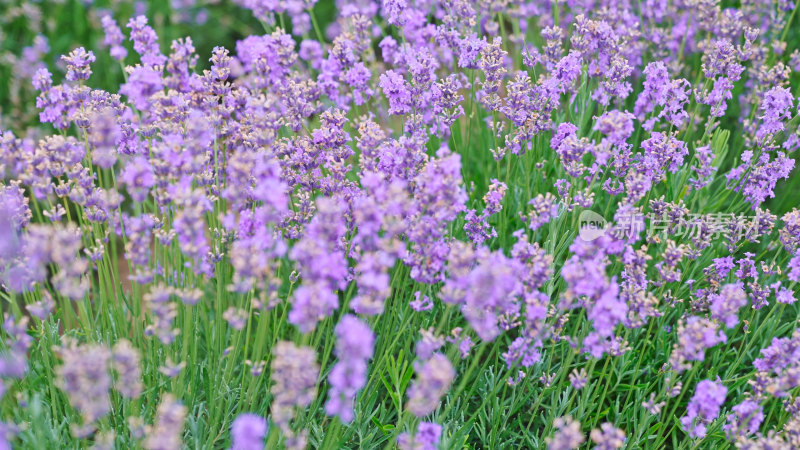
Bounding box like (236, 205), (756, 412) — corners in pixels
(112, 339), (143, 399)
(55, 339), (112, 436)
(406, 353), (455, 417)
(61, 47), (96, 82)
(230, 413), (268, 450)
(325, 315), (374, 422)
(144, 394), (187, 450)
(680, 379), (727, 439)
(547, 416), (585, 450)
(270, 342), (319, 432)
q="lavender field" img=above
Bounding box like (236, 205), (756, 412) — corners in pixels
(1, 0), (800, 448)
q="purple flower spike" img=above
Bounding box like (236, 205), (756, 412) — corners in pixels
(230, 414), (268, 450)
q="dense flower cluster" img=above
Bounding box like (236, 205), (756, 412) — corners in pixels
(0, 0), (799, 448)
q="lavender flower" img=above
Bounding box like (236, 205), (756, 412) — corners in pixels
(289, 197), (348, 332)
(589, 423), (625, 450)
(0, 422), (17, 450)
(464, 179), (507, 245)
(407, 353), (455, 417)
(397, 422), (442, 450)
(144, 286), (179, 345)
(61, 48), (96, 82)
(120, 156), (155, 202)
(638, 132), (688, 184)
(551, 122), (592, 177)
(458, 249), (523, 341)
(681, 379), (727, 439)
(415, 328), (445, 361)
(788, 252), (800, 282)
(159, 359), (186, 378)
(594, 110), (635, 147)
(757, 86), (794, 140)
(547, 416), (585, 450)
(127, 16), (166, 67)
(774, 284), (796, 305)
(727, 150), (795, 209)
(477, 37), (508, 111)
(709, 283), (748, 328)
(101, 15), (128, 61)
(223, 307), (248, 331)
(527, 193), (559, 231)
(752, 332), (800, 374)
(26, 292), (54, 320)
(144, 394), (187, 450)
(345, 63), (374, 105)
(504, 336), (542, 369)
(56, 339), (112, 437)
(723, 399), (763, 439)
(405, 149), (467, 284)
(569, 368), (588, 390)
(634, 62), (690, 129)
(690, 145), (716, 189)
(270, 342), (319, 432)
(326, 315), (374, 422)
(379, 70), (412, 115)
(230, 414), (268, 450)
(779, 209), (800, 252)
(2, 2), (800, 447)
(669, 317), (727, 373)
(410, 291), (433, 312)
(120, 66), (163, 109)
(382, 0), (407, 26)
(0, 316), (31, 379)
(112, 340), (142, 399)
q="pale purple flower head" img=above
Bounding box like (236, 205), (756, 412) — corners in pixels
(0, 421), (17, 450)
(397, 421), (442, 450)
(61, 47), (96, 81)
(101, 15), (128, 61)
(547, 416), (585, 450)
(270, 342), (319, 430)
(379, 70), (412, 115)
(407, 353), (455, 417)
(757, 86), (794, 139)
(382, 0), (407, 26)
(56, 340), (112, 436)
(680, 379), (727, 439)
(32, 67), (52, 92)
(723, 399), (763, 439)
(144, 394), (187, 450)
(709, 283), (748, 328)
(127, 15), (166, 67)
(590, 423), (625, 450)
(569, 368), (588, 390)
(230, 413), (268, 450)
(594, 110), (635, 147)
(669, 317), (727, 373)
(528, 193), (559, 231)
(410, 291), (433, 312)
(112, 339), (142, 399)
(120, 65), (163, 109)
(326, 316), (374, 422)
(120, 156), (156, 202)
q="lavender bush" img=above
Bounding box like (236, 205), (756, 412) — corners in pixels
(1, 0), (800, 448)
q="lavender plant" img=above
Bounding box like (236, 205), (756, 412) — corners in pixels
(1, 0), (800, 448)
